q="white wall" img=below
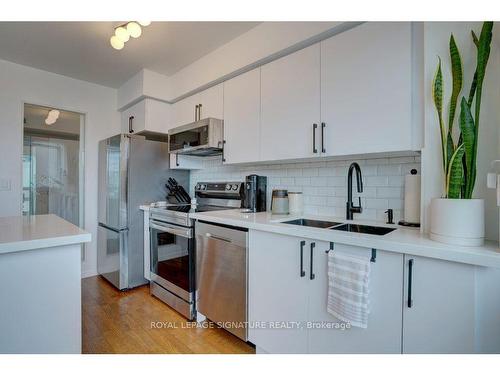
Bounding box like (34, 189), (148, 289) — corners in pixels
(0, 59), (120, 277)
(421, 22), (500, 241)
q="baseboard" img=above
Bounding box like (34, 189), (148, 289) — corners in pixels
(81, 269), (98, 279)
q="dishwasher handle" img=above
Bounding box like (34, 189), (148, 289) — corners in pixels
(205, 232), (232, 243)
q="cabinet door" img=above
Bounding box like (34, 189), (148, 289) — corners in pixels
(402, 255), (475, 353)
(121, 100), (146, 134)
(260, 44), (321, 162)
(171, 94), (200, 128)
(248, 230), (309, 353)
(321, 22), (413, 156)
(307, 243), (403, 353)
(223, 68), (261, 164)
(144, 99), (172, 134)
(199, 83), (223, 120)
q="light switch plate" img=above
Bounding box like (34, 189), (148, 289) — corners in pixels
(0, 178), (12, 192)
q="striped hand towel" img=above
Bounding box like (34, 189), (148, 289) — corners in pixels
(327, 251), (371, 329)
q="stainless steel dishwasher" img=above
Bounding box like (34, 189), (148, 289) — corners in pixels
(195, 220), (248, 341)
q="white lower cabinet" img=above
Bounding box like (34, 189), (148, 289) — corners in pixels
(249, 230), (403, 353)
(402, 255), (475, 353)
(249, 230), (478, 354)
(248, 231), (310, 353)
(307, 243), (403, 353)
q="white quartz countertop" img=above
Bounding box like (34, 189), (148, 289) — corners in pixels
(190, 209), (500, 268)
(0, 214), (91, 255)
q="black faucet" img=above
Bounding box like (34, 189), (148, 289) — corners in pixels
(346, 162), (363, 220)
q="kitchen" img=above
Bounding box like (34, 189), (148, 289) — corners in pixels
(1, 3), (500, 372)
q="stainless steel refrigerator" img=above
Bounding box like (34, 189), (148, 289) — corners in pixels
(97, 134), (189, 290)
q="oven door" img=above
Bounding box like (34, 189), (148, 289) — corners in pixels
(149, 220), (194, 302)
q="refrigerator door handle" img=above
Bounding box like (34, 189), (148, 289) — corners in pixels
(98, 222), (125, 232)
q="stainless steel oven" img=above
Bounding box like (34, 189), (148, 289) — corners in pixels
(150, 218), (195, 320)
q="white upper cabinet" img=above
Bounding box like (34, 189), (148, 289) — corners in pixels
(171, 94), (199, 128)
(171, 83), (224, 129)
(198, 83), (224, 120)
(121, 99), (171, 135)
(321, 22), (414, 156)
(307, 244), (403, 353)
(260, 44), (321, 162)
(402, 255), (475, 353)
(223, 68), (261, 164)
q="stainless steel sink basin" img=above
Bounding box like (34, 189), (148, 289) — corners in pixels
(330, 223), (395, 236)
(282, 218), (342, 229)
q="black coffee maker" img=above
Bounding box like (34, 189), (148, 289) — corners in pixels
(242, 175), (267, 212)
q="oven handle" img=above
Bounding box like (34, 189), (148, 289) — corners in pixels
(150, 220), (192, 239)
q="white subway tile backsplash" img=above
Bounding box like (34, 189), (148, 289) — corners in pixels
(377, 187), (403, 199)
(365, 176), (389, 187)
(310, 176), (328, 186)
(377, 164), (402, 176)
(303, 167), (319, 177)
(189, 155), (421, 221)
(327, 176), (346, 187)
(295, 177), (311, 186)
(365, 198), (389, 209)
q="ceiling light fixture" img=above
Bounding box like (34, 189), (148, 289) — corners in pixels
(126, 22), (142, 38)
(45, 109), (60, 125)
(115, 26), (130, 43)
(110, 21), (151, 50)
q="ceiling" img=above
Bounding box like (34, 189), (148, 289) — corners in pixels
(0, 22), (260, 88)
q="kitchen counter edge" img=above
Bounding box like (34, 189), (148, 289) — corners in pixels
(190, 210), (500, 269)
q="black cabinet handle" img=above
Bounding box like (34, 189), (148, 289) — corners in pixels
(321, 122), (326, 153)
(175, 153), (179, 167)
(222, 140), (226, 163)
(128, 116), (134, 133)
(312, 123), (318, 153)
(408, 258), (414, 308)
(310, 242), (315, 280)
(198, 103), (202, 120)
(300, 241), (306, 277)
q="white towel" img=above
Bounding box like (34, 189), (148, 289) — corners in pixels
(327, 251), (371, 329)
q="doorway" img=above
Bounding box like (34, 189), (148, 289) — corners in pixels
(22, 103), (85, 227)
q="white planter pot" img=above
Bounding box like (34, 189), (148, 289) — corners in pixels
(430, 198), (485, 246)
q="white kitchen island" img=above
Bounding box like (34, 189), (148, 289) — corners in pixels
(0, 214), (91, 354)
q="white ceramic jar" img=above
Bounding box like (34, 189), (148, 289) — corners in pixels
(288, 192), (303, 214)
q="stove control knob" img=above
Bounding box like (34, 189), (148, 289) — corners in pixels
(195, 184), (201, 190)
(232, 184), (239, 191)
(200, 184), (206, 190)
(226, 184), (232, 191)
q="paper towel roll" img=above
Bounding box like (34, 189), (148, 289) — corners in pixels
(404, 173), (421, 224)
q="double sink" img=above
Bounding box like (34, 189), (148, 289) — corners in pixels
(282, 218), (395, 236)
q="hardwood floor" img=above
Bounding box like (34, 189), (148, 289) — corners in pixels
(82, 276), (255, 354)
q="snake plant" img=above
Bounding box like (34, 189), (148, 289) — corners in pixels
(432, 21), (494, 199)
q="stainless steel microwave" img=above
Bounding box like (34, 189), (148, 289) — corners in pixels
(168, 118), (224, 156)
